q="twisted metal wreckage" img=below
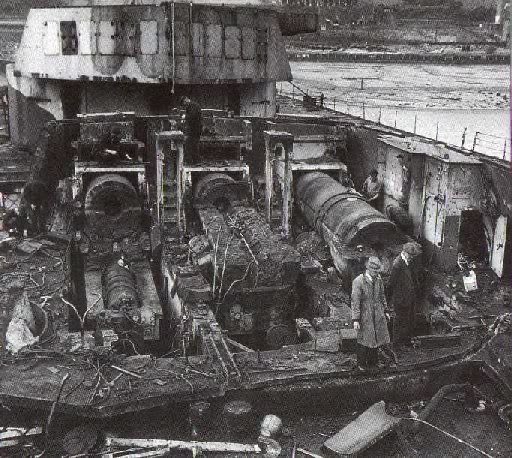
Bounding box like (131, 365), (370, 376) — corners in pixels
(0, 0), (511, 456)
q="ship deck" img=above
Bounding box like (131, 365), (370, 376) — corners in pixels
(0, 231), (511, 418)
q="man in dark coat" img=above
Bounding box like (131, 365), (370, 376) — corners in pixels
(180, 96), (202, 164)
(352, 256), (393, 369)
(21, 179), (48, 235)
(362, 169), (383, 210)
(97, 126), (133, 163)
(387, 242), (421, 345)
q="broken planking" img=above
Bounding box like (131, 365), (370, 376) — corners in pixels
(322, 401), (401, 456)
(105, 437), (263, 455)
(0, 426), (43, 448)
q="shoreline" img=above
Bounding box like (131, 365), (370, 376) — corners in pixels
(288, 51), (510, 65)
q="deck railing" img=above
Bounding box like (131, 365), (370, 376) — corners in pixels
(280, 82), (511, 162)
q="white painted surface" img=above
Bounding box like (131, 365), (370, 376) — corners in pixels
(491, 215), (508, 277)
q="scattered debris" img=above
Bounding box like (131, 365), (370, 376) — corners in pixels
(45, 373), (70, 449)
(0, 427), (43, 449)
(322, 401), (401, 456)
(111, 365), (143, 379)
(296, 447), (323, 458)
(5, 293), (42, 353)
(61, 424), (98, 455)
(105, 436), (263, 454)
(16, 239), (43, 255)
(408, 383), (471, 432)
(260, 414), (282, 438)
(462, 270), (478, 292)
(411, 333), (462, 349)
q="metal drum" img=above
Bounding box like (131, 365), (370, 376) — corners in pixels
(194, 173), (235, 202)
(102, 263), (139, 310)
(194, 173), (249, 209)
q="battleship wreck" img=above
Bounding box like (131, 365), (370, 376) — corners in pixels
(0, 0), (511, 456)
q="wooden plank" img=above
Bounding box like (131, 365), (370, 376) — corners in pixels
(105, 437), (262, 454)
(414, 333), (462, 349)
(290, 162), (345, 171)
(0, 427), (43, 448)
(225, 336), (255, 353)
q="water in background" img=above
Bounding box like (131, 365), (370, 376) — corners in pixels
(286, 62), (511, 160)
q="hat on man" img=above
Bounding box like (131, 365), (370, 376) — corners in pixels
(366, 256), (382, 269)
(403, 242), (421, 256)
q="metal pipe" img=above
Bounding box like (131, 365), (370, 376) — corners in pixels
(171, 2), (175, 94)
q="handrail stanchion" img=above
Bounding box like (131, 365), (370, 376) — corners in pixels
(472, 132), (479, 152)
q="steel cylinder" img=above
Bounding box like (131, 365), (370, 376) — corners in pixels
(194, 173), (235, 202)
(102, 263), (139, 310)
(295, 172), (402, 248)
(194, 173), (249, 208)
(84, 174), (141, 239)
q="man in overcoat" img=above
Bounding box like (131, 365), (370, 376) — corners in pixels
(352, 256), (393, 369)
(387, 242), (421, 344)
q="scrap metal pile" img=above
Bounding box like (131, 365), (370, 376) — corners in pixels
(195, 204), (300, 292)
(0, 235), (69, 354)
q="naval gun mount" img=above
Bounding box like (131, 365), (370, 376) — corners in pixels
(158, 120), (302, 351)
(68, 113), (163, 352)
(263, 123), (410, 278)
(261, 123), (415, 334)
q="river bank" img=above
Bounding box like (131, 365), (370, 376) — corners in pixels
(288, 50), (510, 65)
(283, 62), (510, 160)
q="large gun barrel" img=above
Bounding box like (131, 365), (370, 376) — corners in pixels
(84, 174), (141, 239)
(295, 172), (403, 249)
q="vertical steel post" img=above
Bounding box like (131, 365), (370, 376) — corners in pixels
(472, 132), (479, 152)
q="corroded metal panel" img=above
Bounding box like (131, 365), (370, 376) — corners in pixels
(78, 21), (97, 55)
(241, 27), (256, 59)
(140, 21), (159, 55)
(192, 23), (205, 57)
(98, 21), (117, 55)
(205, 24), (223, 57)
(225, 26), (241, 59)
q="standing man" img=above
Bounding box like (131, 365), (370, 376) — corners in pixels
(180, 96), (203, 164)
(21, 179), (48, 235)
(387, 242), (420, 345)
(352, 256), (393, 370)
(362, 168), (383, 210)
